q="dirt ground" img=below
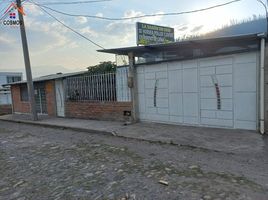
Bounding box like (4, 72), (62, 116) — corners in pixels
(0, 121), (268, 200)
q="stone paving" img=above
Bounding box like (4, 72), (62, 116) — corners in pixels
(0, 114), (266, 154)
(0, 121), (268, 199)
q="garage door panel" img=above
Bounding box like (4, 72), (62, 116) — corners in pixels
(183, 93), (198, 117)
(200, 67), (215, 76)
(200, 57), (232, 67)
(169, 93), (183, 115)
(183, 68), (198, 92)
(201, 87), (215, 99)
(168, 62), (182, 71)
(145, 72), (155, 80)
(217, 74), (232, 87)
(145, 98), (154, 108)
(158, 108), (169, 115)
(138, 94), (146, 113)
(137, 52), (257, 130)
(201, 110), (216, 118)
(201, 118), (233, 127)
(156, 71), (168, 79)
(146, 114), (169, 122)
(145, 80), (155, 89)
(221, 99), (233, 111)
(184, 116), (199, 124)
(137, 74), (145, 93)
(156, 98), (169, 108)
(235, 93), (256, 121)
(168, 70), (182, 93)
(235, 120), (256, 130)
(200, 76), (214, 87)
(216, 111), (233, 120)
(136, 66), (144, 74)
(158, 79), (168, 89)
(220, 87), (232, 99)
(234, 63), (256, 92)
(183, 61), (198, 69)
(216, 65), (232, 74)
(144, 63), (167, 73)
(146, 107), (157, 114)
(157, 89), (169, 98)
(170, 116), (183, 123)
(201, 99), (217, 110)
(234, 52), (257, 64)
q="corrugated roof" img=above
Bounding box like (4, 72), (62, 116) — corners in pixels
(98, 33), (263, 55)
(4, 71), (87, 86)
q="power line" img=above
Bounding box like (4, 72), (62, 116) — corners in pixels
(29, 0), (105, 49)
(31, 0), (242, 21)
(35, 0), (112, 5)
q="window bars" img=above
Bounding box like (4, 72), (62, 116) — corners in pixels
(65, 70), (130, 102)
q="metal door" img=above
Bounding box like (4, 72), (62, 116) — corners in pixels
(34, 85), (47, 114)
(55, 80), (65, 117)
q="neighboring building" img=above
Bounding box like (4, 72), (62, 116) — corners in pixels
(0, 72), (22, 115)
(99, 33), (268, 132)
(0, 72), (22, 105)
(5, 71), (131, 121)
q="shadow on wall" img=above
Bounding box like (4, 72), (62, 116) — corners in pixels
(0, 105), (12, 115)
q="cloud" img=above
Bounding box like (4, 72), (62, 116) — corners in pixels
(80, 26), (98, 37)
(96, 13), (103, 17)
(101, 10), (164, 47)
(76, 16), (88, 24)
(177, 26), (188, 31)
(26, 4), (43, 16)
(191, 25), (204, 32)
(22, 16), (78, 54)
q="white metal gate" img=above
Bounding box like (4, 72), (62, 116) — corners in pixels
(137, 52), (258, 130)
(55, 80), (65, 117)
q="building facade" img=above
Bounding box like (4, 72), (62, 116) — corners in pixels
(99, 33), (267, 133)
(7, 71), (132, 121)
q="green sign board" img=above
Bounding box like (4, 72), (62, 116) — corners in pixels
(136, 22), (175, 45)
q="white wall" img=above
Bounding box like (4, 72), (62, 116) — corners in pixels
(136, 52), (258, 130)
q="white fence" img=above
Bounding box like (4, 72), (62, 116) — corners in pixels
(65, 67), (131, 102)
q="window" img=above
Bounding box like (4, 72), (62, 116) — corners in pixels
(7, 76), (21, 83)
(20, 85), (28, 102)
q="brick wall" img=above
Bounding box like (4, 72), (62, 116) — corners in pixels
(65, 101), (132, 121)
(11, 84), (30, 114)
(11, 81), (56, 116)
(0, 104), (12, 115)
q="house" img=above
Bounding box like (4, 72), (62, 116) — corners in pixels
(5, 70), (132, 121)
(0, 72), (22, 115)
(0, 72), (22, 105)
(98, 33), (268, 133)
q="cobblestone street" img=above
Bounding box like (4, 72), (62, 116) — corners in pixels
(0, 121), (268, 200)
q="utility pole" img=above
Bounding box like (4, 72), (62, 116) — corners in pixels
(16, 0), (38, 121)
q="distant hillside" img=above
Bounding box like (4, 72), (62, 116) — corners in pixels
(177, 16), (267, 41)
(205, 17), (267, 38)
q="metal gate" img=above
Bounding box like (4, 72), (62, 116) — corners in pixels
(136, 52), (258, 130)
(34, 83), (47, 114)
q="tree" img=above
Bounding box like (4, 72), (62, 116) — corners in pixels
(87, 61), (116, 74)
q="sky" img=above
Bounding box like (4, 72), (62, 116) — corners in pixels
(0, 0), (266, 78)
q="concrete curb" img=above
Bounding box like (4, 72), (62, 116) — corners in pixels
(0, 118), (114, 136)
(0, 118), (230, 154)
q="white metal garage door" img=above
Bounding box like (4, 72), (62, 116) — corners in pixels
(136, 52), (258, 130)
